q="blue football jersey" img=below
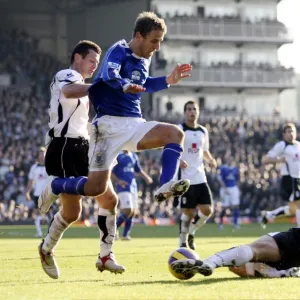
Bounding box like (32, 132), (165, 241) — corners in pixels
(219, 165), (239, 187)
(113, 151), (142, 193)
(89, 39), (169, 118)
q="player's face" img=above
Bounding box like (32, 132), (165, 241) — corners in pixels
(38, 150), (45, 163)
(77, 50), (100, 79)
(227, 157), (234, 166)
(283, 127), (296, 142)
(137, 30), (165, 59)
(184, 104), (199, 123)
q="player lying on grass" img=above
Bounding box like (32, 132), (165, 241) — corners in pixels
(171, 228), (300, 278)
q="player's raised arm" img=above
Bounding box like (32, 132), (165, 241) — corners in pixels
(166, 63), (192, 85)
(143, 63), (192, 93)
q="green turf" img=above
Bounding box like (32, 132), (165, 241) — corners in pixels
(1, 223), (300, 300)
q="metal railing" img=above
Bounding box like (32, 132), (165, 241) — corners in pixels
(166, 19), (293, 43)
(153, 65), (296, 89)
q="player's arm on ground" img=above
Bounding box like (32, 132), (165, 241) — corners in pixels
(133, 153), (153, 185)
(262, 141), (286, 165)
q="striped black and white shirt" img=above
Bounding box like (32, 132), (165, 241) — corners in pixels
(177, 123), (209, 184)
(48, 69), (89, 139)
(268, 140), (300, 178)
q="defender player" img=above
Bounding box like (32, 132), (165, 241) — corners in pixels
(171, 228), (300, 278)
(37, 40), (124, 280)
(114, 151), (152, 240)
(39, 12), (192, 258)
(177, 100), (217, 250)
(218, 157), (240, 229)
(26, 147), (48, 238)
(261, 123), (300, 228)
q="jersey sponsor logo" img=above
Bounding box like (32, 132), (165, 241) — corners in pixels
(188, 143), (199, 154)
(225, 173), (236, 180)
(294, 153), (300, 161)
(108, 62), (120, 69)
(131, 70), (141, 81)
(95, 151), (105, 166)
(93, 134), (108, 167)
(123, 165), (134, 173)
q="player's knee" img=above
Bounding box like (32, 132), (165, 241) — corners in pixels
(97, 192), (118, 210)
(107, 193), (118, 208)
(249, 238), (275, 261)
(62, 210), (81, 224)
(200, 206), (214, 217)
(122, 208), (133, 217)
(170, 125), (184, 143)
(162, 125), (184, 144)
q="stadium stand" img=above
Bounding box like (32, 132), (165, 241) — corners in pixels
(0, 28), (296, 225)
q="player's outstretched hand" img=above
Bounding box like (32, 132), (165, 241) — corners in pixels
(166, 63), (192, 85)
(124, 84), (146, 94)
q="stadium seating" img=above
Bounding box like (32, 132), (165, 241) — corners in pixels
(0, 28), (296, 224)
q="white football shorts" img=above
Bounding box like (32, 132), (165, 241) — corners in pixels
(89, 115), (158, 171)
(118, 191), (138, 209)
(220, 186), (240, 207)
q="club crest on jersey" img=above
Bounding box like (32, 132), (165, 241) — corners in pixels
(188, 143), (199, 153)
(131, 70), (141, 81)
(108, 62), (121, 69)
(95, 151), (105, 166)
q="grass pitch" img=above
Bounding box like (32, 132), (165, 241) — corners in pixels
(1, 223), (300, 300)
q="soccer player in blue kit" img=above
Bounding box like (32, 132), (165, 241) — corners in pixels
(113, 151), (152, 240)
(39, 12), (192, 273)
(218, 157), (240, 229)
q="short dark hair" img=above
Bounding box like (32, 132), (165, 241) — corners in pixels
(70, 40), (101, 64)
(184, 100), (198, 112)
(133, 11), (167, 38)
(283, 123), (296, 133)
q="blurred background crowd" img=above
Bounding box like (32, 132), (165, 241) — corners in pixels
(0, 28), (296, 225)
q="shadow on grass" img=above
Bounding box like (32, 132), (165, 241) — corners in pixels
(103, 276), (260, 287)
(0, 276), (264, 287)
(0, 279), (104, 286)
(3, 254), (96, 261)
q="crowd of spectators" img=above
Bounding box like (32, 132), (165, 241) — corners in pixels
(155, 8), (287, 29)
(0, 28), (296, 225)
